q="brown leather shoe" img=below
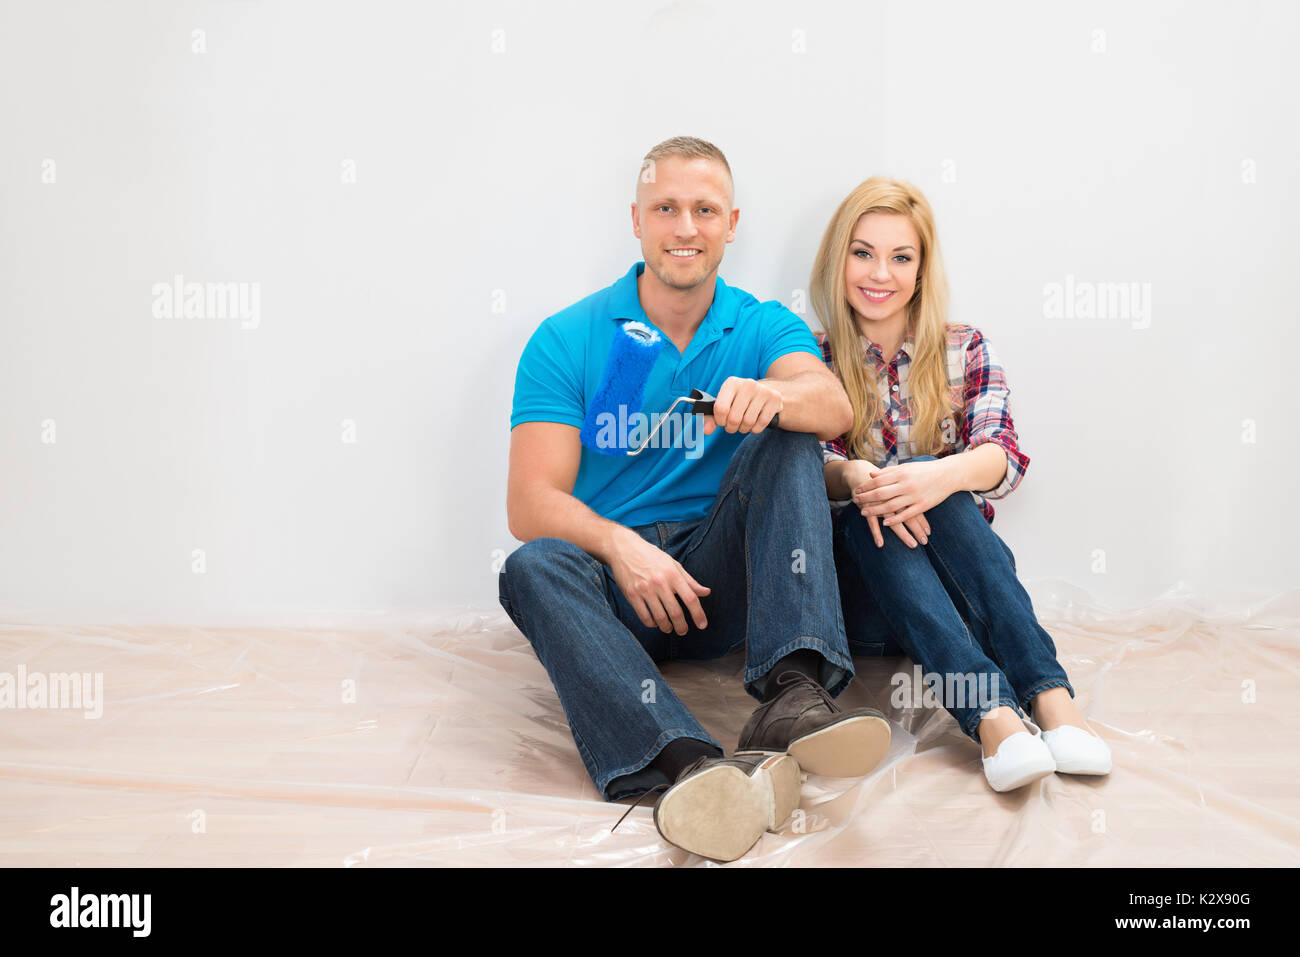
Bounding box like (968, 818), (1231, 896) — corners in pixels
(736, 671), (891, 778)
(651, 752), (801, 862)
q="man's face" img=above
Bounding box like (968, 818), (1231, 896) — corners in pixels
(632, 156), (738, 292)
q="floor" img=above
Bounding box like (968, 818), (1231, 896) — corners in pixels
(2, 587), (1297, 866)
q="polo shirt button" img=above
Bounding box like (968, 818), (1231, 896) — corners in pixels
(892, 385), (898, 392)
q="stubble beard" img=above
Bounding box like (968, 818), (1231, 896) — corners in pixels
(647, 248), (720, 292)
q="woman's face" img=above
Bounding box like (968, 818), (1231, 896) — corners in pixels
(843, 211), (921, 331)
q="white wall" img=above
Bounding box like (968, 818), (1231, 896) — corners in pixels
(1, 0), (1295, 621)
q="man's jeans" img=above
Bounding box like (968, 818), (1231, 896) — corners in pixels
(833, 459), (1073, 742)
(498, 428), (854, 801)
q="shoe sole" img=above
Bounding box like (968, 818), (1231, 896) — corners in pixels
(986, 755), (1057, 792)
(654, 755), (801, 862)
(1053, 761), (1111, 776)
(741, 714), (891, 778)
(763, 753), (802, 830)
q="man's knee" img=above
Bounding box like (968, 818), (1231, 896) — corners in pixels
(735, 426), (820, 472)
(759, 426), (819, 455)
(500, 537), (595, 594)
(499, 537), (608, 638)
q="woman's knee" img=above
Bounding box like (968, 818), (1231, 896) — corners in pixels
(929, 489), (982, 522)
(924, 494), (1018, 571)
(838, 506), (922, 563)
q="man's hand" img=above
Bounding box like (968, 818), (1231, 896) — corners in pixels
(846, 460), (932, 549)
(607, 527), (711, 635)
(701, 376), (783, 436)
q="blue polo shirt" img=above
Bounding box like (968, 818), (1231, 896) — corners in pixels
(510, 262), (820, 527)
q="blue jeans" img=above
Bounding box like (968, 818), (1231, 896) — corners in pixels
(833, 458), (1073, 742)
(498, 429), (854, 800)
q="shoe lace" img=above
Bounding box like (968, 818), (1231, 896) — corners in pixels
(773, 670), (839, 711)
(609, 754), (713, 834)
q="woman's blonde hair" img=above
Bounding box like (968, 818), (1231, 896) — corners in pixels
(810, 176), (957, 462)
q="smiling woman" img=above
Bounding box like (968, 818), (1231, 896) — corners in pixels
(812, 176), (1114, 793)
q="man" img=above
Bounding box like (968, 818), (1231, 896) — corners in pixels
(498, 136), (890, 863)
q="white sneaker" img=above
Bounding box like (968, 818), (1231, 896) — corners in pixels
(1041, 724), (1112, 775)
(981, 716), (1057, 792)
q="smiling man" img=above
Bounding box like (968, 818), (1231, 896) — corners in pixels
(497, 137), (891, 863)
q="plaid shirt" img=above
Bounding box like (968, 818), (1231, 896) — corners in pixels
(818, 325), (1029, 524)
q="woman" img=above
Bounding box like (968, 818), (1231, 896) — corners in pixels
(810, 177), (1111, 791)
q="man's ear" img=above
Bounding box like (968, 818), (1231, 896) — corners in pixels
(630, 201), (641, 239)
(726, 206), (739, 243)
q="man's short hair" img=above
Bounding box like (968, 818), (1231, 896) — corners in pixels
(638, 136), (733, 201)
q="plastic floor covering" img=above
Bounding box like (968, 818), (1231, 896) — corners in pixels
(1, 584), (1297, 867)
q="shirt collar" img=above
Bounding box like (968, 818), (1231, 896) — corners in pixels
(609, 261), (736, 332)
(860, 329), (914, 364)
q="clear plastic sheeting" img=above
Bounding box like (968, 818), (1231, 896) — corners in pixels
(1, 584), (1298, 867)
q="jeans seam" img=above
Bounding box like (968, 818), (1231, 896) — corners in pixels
(963, 695), (1022, 739)
(574, 724), (599, 777)
(924, 514), (1066, 709)
(680, 483), (737, 566)
(842, 514), (946, 657)
(498, 594), (520, 632)
(925, 520), (999, 657)
(840, 514), (898, 643)
(1019, 677), (1074, 712)
(746, 636), (854, 697)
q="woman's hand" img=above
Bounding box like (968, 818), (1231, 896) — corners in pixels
(841, 460), (924, 548)
(842, 460), (886, 547)
(853, 459), (955, 543)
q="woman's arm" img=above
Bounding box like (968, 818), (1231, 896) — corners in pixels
(824, 458), (863, 501)
(941, 441), (1009, 495)
(958, 328), (1030, 499)
(855, 327), (1028, 528)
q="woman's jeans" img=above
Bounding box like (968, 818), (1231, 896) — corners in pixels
(498, 429), (855, 801)
(834, 460), (1073, 742)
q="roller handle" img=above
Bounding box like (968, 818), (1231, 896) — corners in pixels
(688, 389), (780, 429)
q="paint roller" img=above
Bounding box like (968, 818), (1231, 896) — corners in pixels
(579, 320), (780, 456)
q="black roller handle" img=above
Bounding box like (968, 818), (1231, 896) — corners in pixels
(688, 389), (780, 429)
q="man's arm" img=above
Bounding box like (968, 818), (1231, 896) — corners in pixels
(506, 421), (627, 561)
(707, 352), (853, 442)
(763, 352), (854, 440)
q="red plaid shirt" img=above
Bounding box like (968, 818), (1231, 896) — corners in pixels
(818, 325), (1029, 524)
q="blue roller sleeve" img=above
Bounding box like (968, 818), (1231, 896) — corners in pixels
(580, 321), (665, 455)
